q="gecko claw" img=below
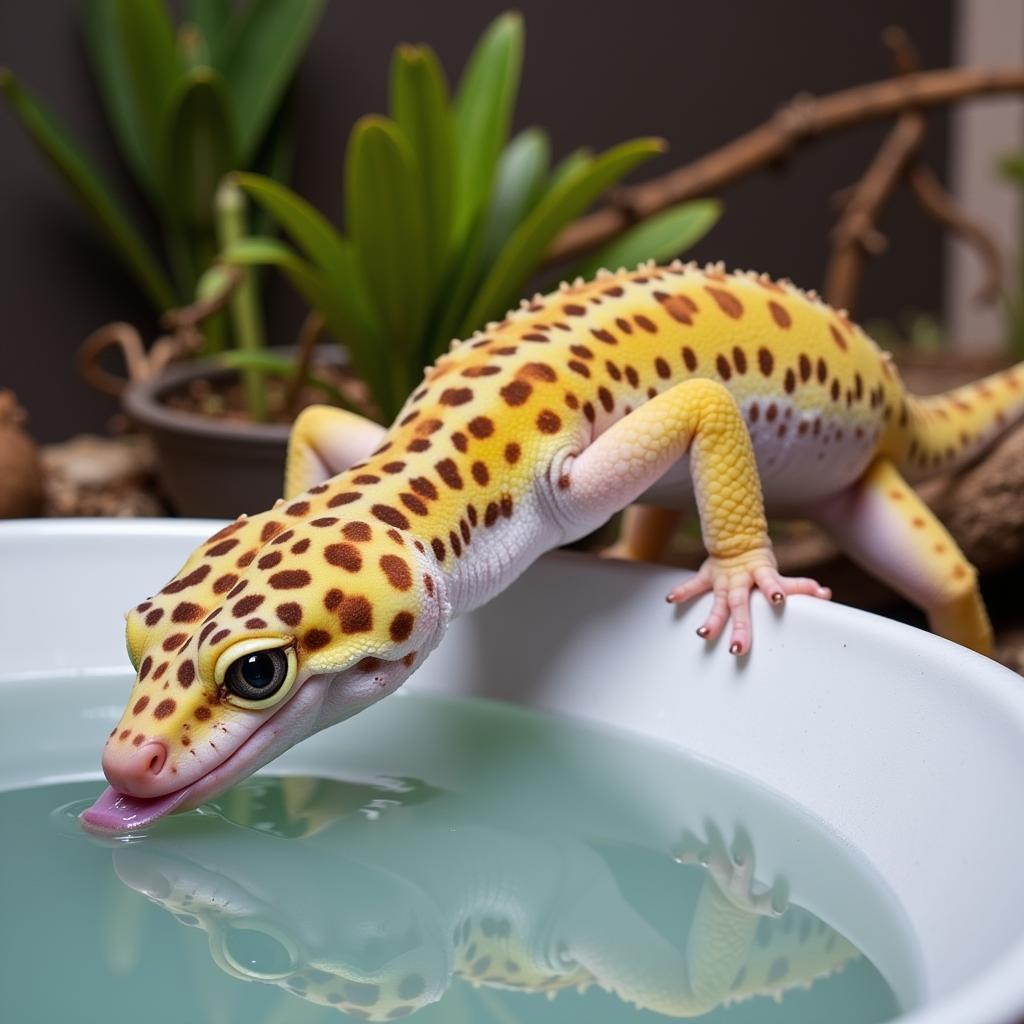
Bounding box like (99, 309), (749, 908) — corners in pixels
(729, 641), (742, 655)
(771, 592), (785, 605)
(696, 626), (710, 638)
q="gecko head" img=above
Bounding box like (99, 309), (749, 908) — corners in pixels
(82, 510), (446, 833)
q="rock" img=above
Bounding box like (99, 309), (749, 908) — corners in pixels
(0, 391), (44, 518)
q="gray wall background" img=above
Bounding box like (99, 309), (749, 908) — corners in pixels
(0, 1), (952, 442)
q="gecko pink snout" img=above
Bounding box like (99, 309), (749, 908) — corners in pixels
(102, 738), (170, 797)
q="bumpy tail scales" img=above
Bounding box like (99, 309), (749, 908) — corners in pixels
(898, 362), (1024, 481)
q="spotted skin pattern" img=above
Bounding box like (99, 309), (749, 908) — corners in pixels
(97, 261), (1023, 824)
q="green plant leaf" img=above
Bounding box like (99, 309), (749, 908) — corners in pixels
(999, 151), (1024, 184)
(110, 0), (180, 192)
(219, 0), (324, 162)
(452, 11), (523, 245)
(544, 147), (592, 196)
(481, 127), (549, 266)
(460, 137), (665, 334)
(344, 116), (430, 370)
(161, 68), (236, 228)
(0, 69), (176, 311)
(81, 0), (162, 200)
(219, 349), (355, 412)
(391, 43), (454, 288)
(234, 172), (378, 350)
(221, 235), (386, 410)
(569, 199), (722, 278)
(187, 0), (233, 59)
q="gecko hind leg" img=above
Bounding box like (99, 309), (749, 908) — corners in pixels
(285, 405), (387, 500)
(811, 457), (993, 655)
(603, 505), (684, 562)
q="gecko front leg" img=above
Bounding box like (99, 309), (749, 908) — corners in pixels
(561, 378), (831, 653)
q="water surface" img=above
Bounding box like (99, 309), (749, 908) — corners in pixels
(1, 688), (910, 1023)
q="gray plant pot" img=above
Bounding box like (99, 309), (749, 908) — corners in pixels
(122, 349), (345, 519)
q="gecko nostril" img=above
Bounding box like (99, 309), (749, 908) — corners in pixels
(140, 741), (168, 777)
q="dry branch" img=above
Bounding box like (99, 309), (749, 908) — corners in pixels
(548, 65), (1024, 264)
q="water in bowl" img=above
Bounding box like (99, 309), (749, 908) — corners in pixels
(0, 682), (915, 1024)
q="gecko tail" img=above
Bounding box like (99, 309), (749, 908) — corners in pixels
(897, 361), (1024, 482)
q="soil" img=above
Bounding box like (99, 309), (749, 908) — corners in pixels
(160, 362), (377, 425)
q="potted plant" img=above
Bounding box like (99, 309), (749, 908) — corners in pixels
(120, 11), (717, 516)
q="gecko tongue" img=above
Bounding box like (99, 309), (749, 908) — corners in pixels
(80, 785), (192, 833)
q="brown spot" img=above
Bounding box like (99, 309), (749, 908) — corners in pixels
(597, 386), (614, 412)
(162, 633), (187, 652)
(236, 549), (257, 567)
(435, 459), (464, 490)
(291, 538), (310, 555)
(605, 360), (622, 382)
(198, 622), (218, 645)
(132, 696), (150, 715)
(705, 286), (744, 318)
(177, 661), (196, 687)
(757, 347), (774, 377)
(537, 410), (561, 433)
(749, 402), (760, 423)
(449, 530), (462, 557)
(343, 521), (373, 541)
(154, 699), (176, 720)
(416, 418), (443, 436)
(260, 521), (283, 543)
(615, 317), (633, 334)
(732, 347), (747, 374)
(303, 629), (331, 651)
(654, 357), (671, 379)
(831, 379), (841, 402)
(390, 612), (415, 643)
(500, 380), (532, 406)
(715, 354), (732, 381)
(423, 575), (435, 597)
(471, 461), (490, 485)
(372, 504), (411, 530)
(468, 416), (495, 439)
(162, 564), (211, 594)
(829, 325), (848, 351)
(327, 491), (361, 508)
(227, 580), (248, 599)
(501, 494), (514, 518)
(233, 594), (265, 617)
(484, 502), (500, 527)
(400, 492), (429, 516)
(583, 401), (596, 422)
(325, 543), (362, 571)
(322, 589), (343, 612)
(380, 555), (413, 591)
(172, 602), (204, 623)
(462, 364), (500, 377)
(768, 301), (791, 328)
(339, 596), (373, 633)
(569, 344), (593, 361)
(799, 353), (812, 382)
(563, 303), (586, 316)
(656, 292), (695, 324)
(504, 442), (521, 464)
(410, 477), (439, 501)
(206, 538), (239, 557)
(567, 360), (591, 378)
(352, 474), (380, 485)
(520, 362), (557, 382)
(431, 537), (446, 562)
(766, 403), (778, 422)
(440, 387), (473, 406)
(784, 369), (796, 394)
(206, 521), (244, 544)
(286, 500), (310, 516)
(258, 551), (283, 570)
(119, 730), (130, 741)
(633, 315), (657, 333)
(194, 706), (211, 721)
(277, 602), (302, 626)
(399, 410), (420, 426)
(269, 569), (312, 589)
(381, 462), (407, 476)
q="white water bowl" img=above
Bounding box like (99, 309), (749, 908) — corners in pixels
(1, 518), (1023, 1024)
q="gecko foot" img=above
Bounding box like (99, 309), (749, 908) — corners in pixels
(674, 823), (787, 917)
(665, 547), (831, 655)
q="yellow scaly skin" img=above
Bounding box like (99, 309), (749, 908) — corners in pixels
(83, 261), (1024, 831)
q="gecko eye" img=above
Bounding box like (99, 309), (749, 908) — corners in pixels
(215, 640), (297, 710)
(220, 921), (301, 980)
(226, 650), (288, 701)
